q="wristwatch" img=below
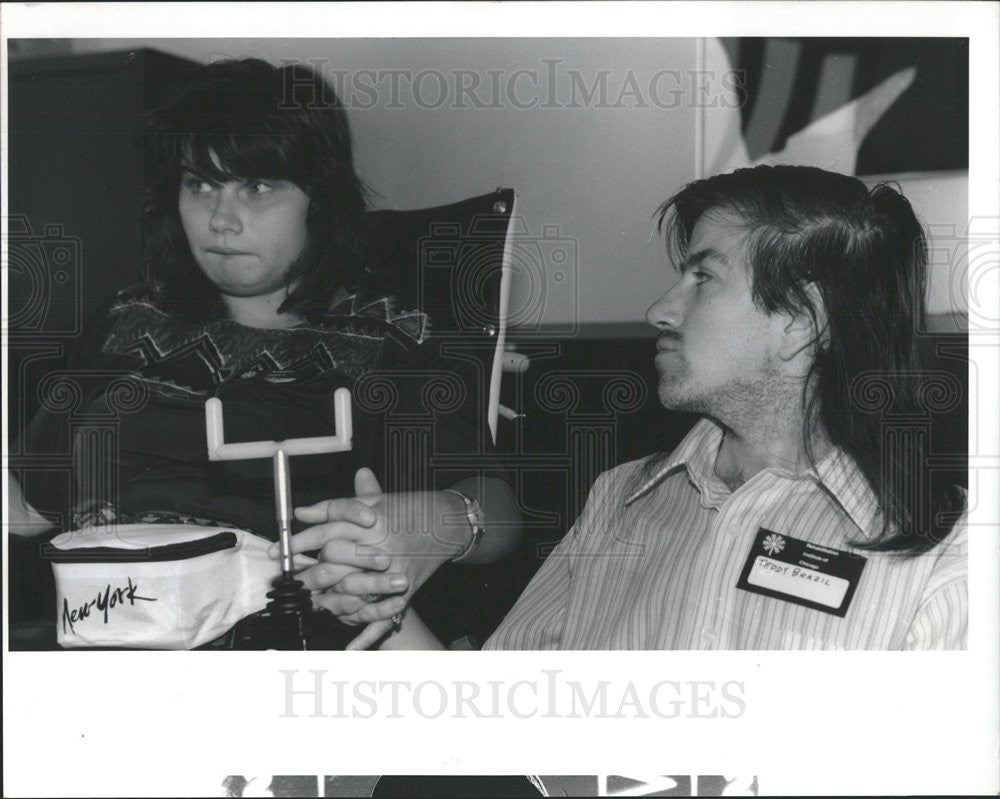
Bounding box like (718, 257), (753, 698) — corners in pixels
(443, 489), (485, 563)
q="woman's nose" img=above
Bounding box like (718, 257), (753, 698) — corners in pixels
(646, 281), (683, 330)
(209, 189), (243, 234)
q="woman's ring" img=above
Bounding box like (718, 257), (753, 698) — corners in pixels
(391, 612), (404, 631)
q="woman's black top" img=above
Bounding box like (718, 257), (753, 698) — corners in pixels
(19, 284), (511, 646)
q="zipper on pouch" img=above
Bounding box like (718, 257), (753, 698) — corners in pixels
(43, 531), (238, 563)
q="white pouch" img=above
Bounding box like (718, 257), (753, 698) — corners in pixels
(44, 524), (306, 650)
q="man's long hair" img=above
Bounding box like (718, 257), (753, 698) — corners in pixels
(656, 165), (964, 554)
(142, 58), (369, 321)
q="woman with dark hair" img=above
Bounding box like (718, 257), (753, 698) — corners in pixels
(11, 58), (521, 649)
(142, 59), (370, 324)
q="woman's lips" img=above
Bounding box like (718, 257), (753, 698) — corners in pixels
(206, 246), (252, 255)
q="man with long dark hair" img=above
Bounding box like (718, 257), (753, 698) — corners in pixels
(472, 165), (967, 650)
(397, 164), (963, 652)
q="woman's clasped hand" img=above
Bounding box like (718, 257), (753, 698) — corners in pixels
(277, 467), (482, 649)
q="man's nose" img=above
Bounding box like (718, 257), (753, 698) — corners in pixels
(209, 189), (243, 234)
(646, 280), (683, 330)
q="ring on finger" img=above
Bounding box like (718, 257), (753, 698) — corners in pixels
(391, 611), (405, 631)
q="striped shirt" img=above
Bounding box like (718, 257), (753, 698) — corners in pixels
(485, 419), (967, 650)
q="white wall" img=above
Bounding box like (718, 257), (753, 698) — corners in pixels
(72, 37), (700, 330)
(70, 38), (968, 325)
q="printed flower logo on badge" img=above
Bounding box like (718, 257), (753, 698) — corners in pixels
(762, 533), (785, 556)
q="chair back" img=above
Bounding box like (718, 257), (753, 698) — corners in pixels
(366, 188), (517, 441)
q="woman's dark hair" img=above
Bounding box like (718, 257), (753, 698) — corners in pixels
(655, 164), (964, 554)
(142, 58), (369, 320)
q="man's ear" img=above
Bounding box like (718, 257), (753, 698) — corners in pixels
(779, 283), (829, 362)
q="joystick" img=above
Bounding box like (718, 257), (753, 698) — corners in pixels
(204, 389), (357, 650)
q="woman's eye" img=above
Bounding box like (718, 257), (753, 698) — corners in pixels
(183, 177), (214, 194)
(245, 181), (274, 196)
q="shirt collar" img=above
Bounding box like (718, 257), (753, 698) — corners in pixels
(624, 417), (881, 537)
(811, 447), (881, 540)
(624, 418), (724, 505)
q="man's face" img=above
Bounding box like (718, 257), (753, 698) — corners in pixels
(646, 211), (790, 420)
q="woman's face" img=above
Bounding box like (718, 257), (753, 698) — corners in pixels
(178, 167), (311, 301)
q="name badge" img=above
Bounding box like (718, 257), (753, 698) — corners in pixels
(736, 529), (866, 617)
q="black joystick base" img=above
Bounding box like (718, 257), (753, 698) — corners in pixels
(227, 573), (358, 650)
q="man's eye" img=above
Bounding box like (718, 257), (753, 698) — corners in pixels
(692, 269), (711, 283)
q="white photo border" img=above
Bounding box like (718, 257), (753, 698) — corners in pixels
(2, 3), (997, 796)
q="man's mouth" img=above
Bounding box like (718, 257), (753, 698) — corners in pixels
(656, 335), (681, 352)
